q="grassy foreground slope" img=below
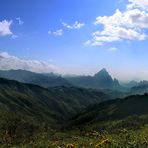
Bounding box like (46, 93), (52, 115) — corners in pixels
(0, 94), (146, 147)
(34, 94), (148, 148)
(0, 77), (111, 146)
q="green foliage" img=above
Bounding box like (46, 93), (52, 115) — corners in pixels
(0, 111), (41, 146)
(70, 94), (148, 126)
(0, 78), (148, 147)
(0, 78), (109, 125)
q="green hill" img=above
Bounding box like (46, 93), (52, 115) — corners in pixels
(70, 93), (148, 126)
(0, 78), (148, 147)
(0, 78), (109, 125)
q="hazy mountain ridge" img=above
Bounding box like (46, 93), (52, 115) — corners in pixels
(1, 68), (148, 95)
(0, 68), (122, 91)
(65, 68), (121, 90)
(131, 80), (148, 94)
(123, 80), (139, 88)
(0, 69), (71, 88)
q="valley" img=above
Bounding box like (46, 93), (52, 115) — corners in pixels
(0, 69), (147, 147)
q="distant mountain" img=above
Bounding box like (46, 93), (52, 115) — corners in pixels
(70, 93), (148, 126)
(131, 80), (148, 94)
(0, 78), (110, 126)
(0, 69), (71, 88)
(123, 80), (138, 88)
(65, 68), (121, 90)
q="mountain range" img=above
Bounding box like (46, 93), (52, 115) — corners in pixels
(70, 93), (148, 126)
(65, 68), (121, 90)
(0, 77), (110, 126)
(0, 69), (71, 88)
(1, 68), (148, 94)
(0, 68), (121, 90)
(0, 69), (148, 147)
(0, 76), (147, 127)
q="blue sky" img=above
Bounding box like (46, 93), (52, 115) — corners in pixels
(0, 0), (148, 81)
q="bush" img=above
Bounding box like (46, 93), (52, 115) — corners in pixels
(0, 111), (39, 145)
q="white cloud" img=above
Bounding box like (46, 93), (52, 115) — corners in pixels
(90, 25), (146, 45)
(124, 9), (148, 28)
(0, 51), (59, 73)
(48, 20), (84, 37)
(94, 8), (148, 29)
(16, 17), (24, 25)
(127, 0), (148, 10)
(62, 21), (85, 29)
(53, 29), (63, 36)
(48, 29), (63, 36)
(0, 20), (13, 36)
(86, 1), (148, 46)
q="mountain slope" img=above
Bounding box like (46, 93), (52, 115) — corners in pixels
(65, 68), (121, 90)
(0, 78), (110, 125)
(0, 69), (71, 88)
(70, 93), (148, 125)
(131, 80), (148, 94)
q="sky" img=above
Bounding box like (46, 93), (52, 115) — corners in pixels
(0, 0), (148, 81)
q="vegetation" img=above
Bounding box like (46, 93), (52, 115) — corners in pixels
(70, 94), (148, 126)
(0, 77), (148, 147)
(0, 112), (148, 147)
(0, 77), (109, 124)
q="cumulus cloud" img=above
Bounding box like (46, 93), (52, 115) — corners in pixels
(127, 0), (148, 10)
(94, 9), (148, 29)
(16, 17), (24, 25)
(86, 0), (148, 46)
(0, 20), (13, 36)
(62, 21), (85, 29)
(0, 51), (59, 73)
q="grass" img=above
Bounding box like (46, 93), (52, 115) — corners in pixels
(0, 115), (148, 148)
(5, 125), (147, 148)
